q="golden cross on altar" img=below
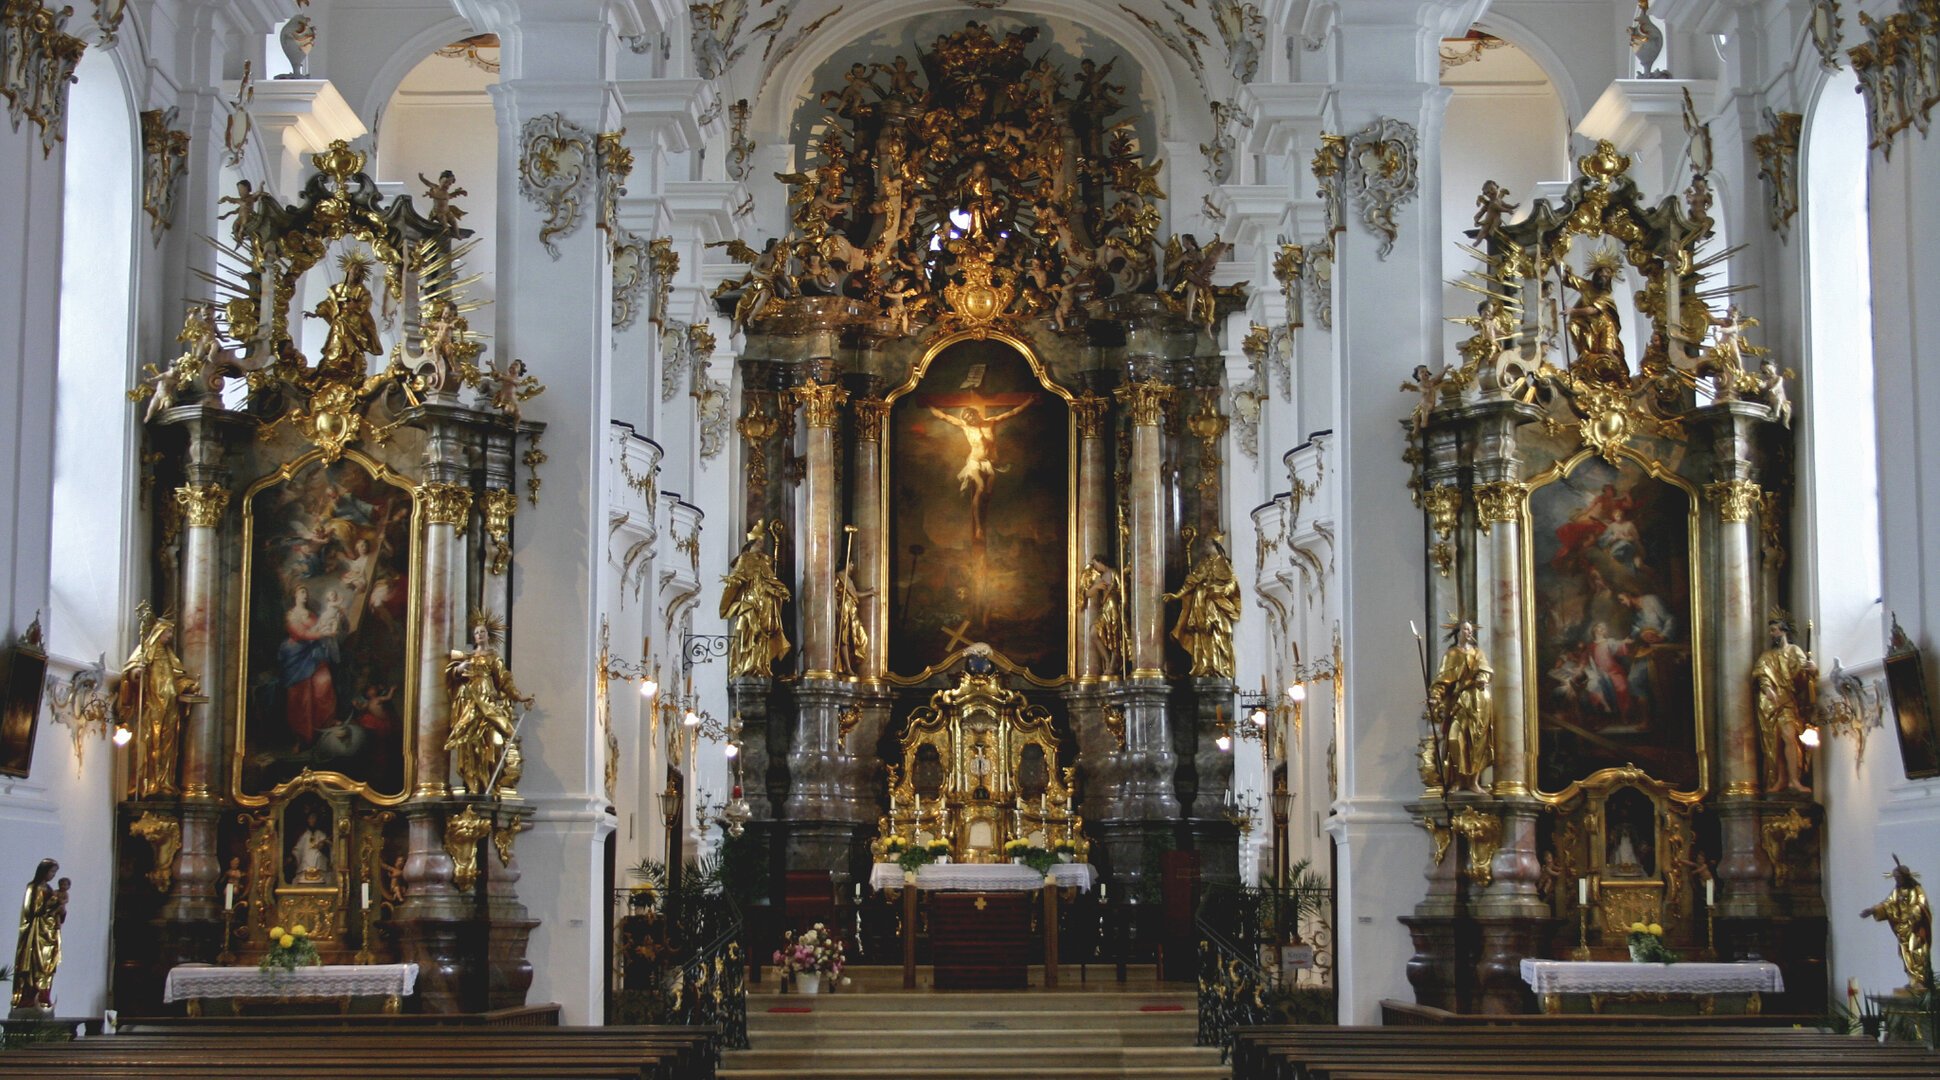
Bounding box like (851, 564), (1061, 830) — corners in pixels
(942, 619), (975, 652)
(974, 894), (987, 911)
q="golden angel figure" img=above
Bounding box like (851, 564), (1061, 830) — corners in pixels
(10, 859), (63, 1013)
(1753, 617), (1816, 794)
(1861, 857), (1932, 993)
(720, 520), (792, 678)
(117, 613), (201, 798)
(445, 618), (531, 797)
(1079, 556), (1128, 676)
(1165, 536), (1241, 678)
(1429, 620), (1494, 793)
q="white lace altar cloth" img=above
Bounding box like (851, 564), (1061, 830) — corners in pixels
(1519, 959), (1784, 996)
(164, 963), (419, 1003)
(868, 862), (1098, 893)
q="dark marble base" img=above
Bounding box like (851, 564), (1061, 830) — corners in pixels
(1402, 913), (1560, 1014)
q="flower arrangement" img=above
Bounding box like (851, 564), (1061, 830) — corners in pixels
(898, 837), (949, 874)
(1625, 921), (1678, 964)
(259, 923), (320, 973)
(1052, 838), (1078, 861)
(1004, 838), (1059, 875)
(880, 835), (909, 859)
(774, 924), (847, 987)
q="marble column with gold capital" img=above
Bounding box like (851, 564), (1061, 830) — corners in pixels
(852, 395), (890, 679)
(1115, 379), (1175, 678)
(1072, 392), (1111, 680)
(794, 381), (848, 678)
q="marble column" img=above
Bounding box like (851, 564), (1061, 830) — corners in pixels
(1694, 403), (1771, 917)
(851, 395), (889, 679)
(1115, 380), (1174, 679)
(793, 381), (847, 678)
(160, 414), (234, 936)
(1073, 392), (1111, 679)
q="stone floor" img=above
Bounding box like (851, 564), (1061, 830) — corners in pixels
(722, 965), (1229, 1079)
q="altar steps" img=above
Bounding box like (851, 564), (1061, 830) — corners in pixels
(723, 973), (1227, 1080)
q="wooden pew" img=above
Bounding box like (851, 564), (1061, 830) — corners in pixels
(0, 1024), (719, 1080)
(1231, 1023), (1940, 1080)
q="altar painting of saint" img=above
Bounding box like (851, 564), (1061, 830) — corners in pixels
(1530, 455), (1699, 792)
(890, 341), (1069, 679)
(241, 454), (413, 800)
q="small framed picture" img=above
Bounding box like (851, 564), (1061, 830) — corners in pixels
(1885, 618), (1940, 781)
(0, 617), (49, 778)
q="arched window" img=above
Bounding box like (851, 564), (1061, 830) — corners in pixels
(50, 48), (139, 660)
(1801, 69), (1880, 666)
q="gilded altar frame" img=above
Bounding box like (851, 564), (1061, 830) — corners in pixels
(894, 669), (1069, 862)
(1522, 446), (1709, 805)
(231, 447), (423, 807)
(880, 328), (1080, 681)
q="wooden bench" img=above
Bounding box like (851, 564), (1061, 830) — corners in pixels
(0, 1024), (719, 1080)
(1231, 1023), (1940, 1080)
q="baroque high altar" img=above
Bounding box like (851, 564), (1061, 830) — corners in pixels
(712, 22), (1249, 889)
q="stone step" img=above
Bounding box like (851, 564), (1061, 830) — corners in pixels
(748, 1008), (1195, 1030)
(746, 1020), (1198, 1045)
(720, 1068), (1230, 1080)
(747, 992), (1196, 1013)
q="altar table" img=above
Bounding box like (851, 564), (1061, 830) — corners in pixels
(1520, 959), (1784, 1015)
(164, 963), (419, 1015)
(871, 862), (1098, 990)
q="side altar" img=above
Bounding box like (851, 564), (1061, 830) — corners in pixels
(1400, 141), (1824, 1014)
(110, 141), (546, 1015)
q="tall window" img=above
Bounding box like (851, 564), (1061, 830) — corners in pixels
(1802, 69), (1881, 664)
(50, 49), (138, 659)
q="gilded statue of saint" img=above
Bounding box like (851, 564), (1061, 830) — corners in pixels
(10, 859), (65, 1013)
(445, 617), (531, 797)
(834, 563), (875, 677)
(720, 520), (792, 678)
(1429, 620), (1494, 793)
(1753, 617), (1816, 794)
(1561, 250), (1627, 379)
(307, 251), (383, 381)
(1861, 857), (1932, 993)
(929, 400), (1034, 542)
(1079, 556), (1128, 676)
(1165, 536), (1240, 678)
(117, 613), (201, 798)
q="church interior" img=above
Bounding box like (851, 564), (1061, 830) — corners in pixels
(2, 0), (1939, 1075)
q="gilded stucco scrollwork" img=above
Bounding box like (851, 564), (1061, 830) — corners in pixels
(1752, 110), (1803, 239)
(1114, 379), (1176, 429)
(444, 807), (492, 892)
(481, 488), (517, 575)
(141, 107), (191, 245)
(517, 112), (595, 258)
(1312, 133), (1347, 236)
(793, 381), (849, 430)
(415, 482), (474, 528)
(611, 230), (651, 331)
(1473, 480), (1527, 529)
(1421, 484), (1460, 577)
(594, 129), (631, 235)
(0, 0), (85, 157)
(1849, 1), (1940, 156)
(1343, 118), (1420, 259)
(130, 811), (182, 892)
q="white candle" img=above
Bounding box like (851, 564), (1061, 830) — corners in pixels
(1410, 620), (1420, 639)
(915, 793), (922, 816)
(361, 882), (371, 910)
(854, 882), (862, 901)
(224, 883), (234, 911)
(1099, 882), (1108, 901)
(1704, 878), (1714, 907)
(1578, 877), (1589, 905)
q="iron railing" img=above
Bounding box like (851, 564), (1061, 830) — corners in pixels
(607, 889), (749, 1055)
(1195, 883), (1337, 1062)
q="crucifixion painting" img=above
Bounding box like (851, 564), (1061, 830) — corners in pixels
(928, 399), (1035, 541)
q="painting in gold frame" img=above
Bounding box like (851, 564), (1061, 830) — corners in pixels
(1524, 448), (1705, 798)
(234, 450), (419, 805)
(884, 335), (1074, 680)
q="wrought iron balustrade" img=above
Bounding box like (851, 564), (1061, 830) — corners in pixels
(1195, 882), (1337, 1062)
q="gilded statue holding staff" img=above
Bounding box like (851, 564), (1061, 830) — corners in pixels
(445, 615), (531, 798)
(1753, 615), (1815, 794)
(1429, 620), (1494, 793)
(1166, 533), (1240, 678)
(721, 519), (792, 678)
(1079, 556), (1128, 677)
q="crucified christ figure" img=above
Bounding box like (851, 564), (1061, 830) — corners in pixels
(929, 399), (1035, 541)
